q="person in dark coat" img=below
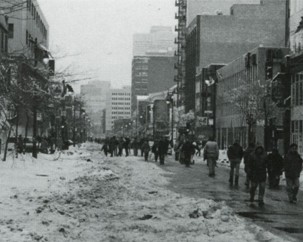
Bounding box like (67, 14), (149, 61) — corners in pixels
(284, 144), (303, 204)
(118, 138), (124, 156)
(182, 138), (195, 167)
(158, 138), (168, 165)
(152, 141), (159, 162)
(267, 148), (283, 189)
(142, 141), (150, 161)
(133, 137), (139, 156)
(124, 137), (130, 157)
(243, 143), (255, 188)
(227, 140), (244, 186)
(139, 138), (145, 156)
(247, 145), (268, 207)
(101, 139), (109, 157)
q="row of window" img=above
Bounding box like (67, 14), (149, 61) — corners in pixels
(112, 97), (131, 100)
(291, 72), (303, 107)
(112, 107), (131, 110)
(112, 116), (131, 120)
(135, 72), (148, 77)
(112, 102), (131, 105)
(27, 0), (47, 39)
(112, 93), (130, 96)
(112, 112), (131, 115)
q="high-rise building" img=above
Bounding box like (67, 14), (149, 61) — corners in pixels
(186, 0), (260, 26)
(106, 86), (131, 133)
(175, 0), (260, 111)
(133, 26), (175, 56)
(80, 81), (111, 137)
(185, 0), (289, 112)
(131, 56), (176, 114)
(132, 26), (176, 115)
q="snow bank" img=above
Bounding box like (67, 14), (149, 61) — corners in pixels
(0, 146), (294, 242)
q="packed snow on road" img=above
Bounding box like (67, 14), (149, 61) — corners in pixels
(0, 143), (294, 241)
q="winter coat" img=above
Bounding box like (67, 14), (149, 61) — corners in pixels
(181, 141), (195, 158)
(158, 140), (168, 155)
(152, 143), (159, 154)
(203, 141), (219, 160)
(284, 151), (303, 179)
(247, 146), (268, 182)
(243, 146), (255, 165)
(267, 152), (283, 176)
(227, 143), (243, 160)
(142, 142), (150, 153)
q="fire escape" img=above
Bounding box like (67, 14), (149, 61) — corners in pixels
(174, 0), (187, 110)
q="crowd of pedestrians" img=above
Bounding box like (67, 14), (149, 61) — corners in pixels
(101, 136), (171, 165)
(227, 140), (302, 207)
(100, 135), (303, 207)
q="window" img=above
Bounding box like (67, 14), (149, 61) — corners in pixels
(8, 24), (14, 39)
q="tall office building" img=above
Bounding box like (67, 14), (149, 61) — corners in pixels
(80, 81), (111, 137)
(133, 26), (175, 57)
(106, 86), (131, 133)
(132, 26), (176, 114)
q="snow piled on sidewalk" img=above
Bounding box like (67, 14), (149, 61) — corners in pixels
(0, 144), (294, 242)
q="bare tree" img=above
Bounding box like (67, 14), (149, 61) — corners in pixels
(220, 80), (279, 146)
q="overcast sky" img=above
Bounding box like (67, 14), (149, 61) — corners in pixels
(38, 0), (176, 91)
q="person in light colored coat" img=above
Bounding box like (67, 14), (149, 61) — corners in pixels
(203, 137), (219, 177)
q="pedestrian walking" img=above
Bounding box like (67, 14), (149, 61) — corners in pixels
(284, 143), (303, 204)
(101, 139), (109, 157)
(182, 138), (195, 167)
(124, 137), (130, 157)
(142, 140), (150, 161)
(203, 137), (219, 177)
(133, 137), (139, 156)
(267, 148), (283, 189)
(243, 143), (255, 188)
(227, 140), (243, 186)
(152, 141), (159, 162)
(118, 138), (124, 156)
(158, 137), (168, 165)
(247, 145), (268, 207)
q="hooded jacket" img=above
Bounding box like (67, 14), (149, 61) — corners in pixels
(247, 146), (268, 182)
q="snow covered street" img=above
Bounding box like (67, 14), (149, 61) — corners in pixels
(0, 144), (296, 241)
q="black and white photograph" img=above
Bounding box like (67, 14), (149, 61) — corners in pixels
(0, 0), (303, 241)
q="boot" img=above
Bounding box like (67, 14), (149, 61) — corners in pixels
(235, 176), (239, 186)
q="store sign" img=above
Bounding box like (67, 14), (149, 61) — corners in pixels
(196, 116), (208, 127)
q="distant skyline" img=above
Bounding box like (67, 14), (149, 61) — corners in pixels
(38, 0), (176, 92)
